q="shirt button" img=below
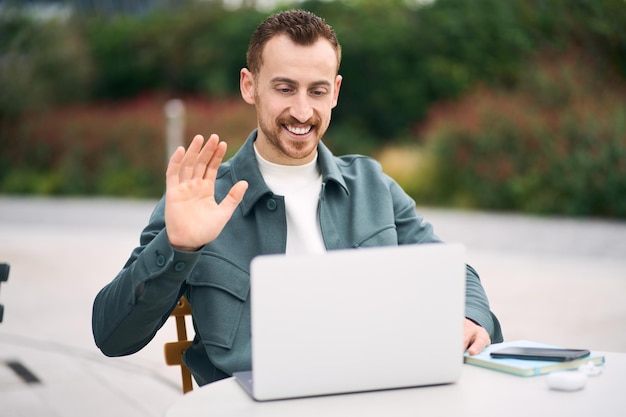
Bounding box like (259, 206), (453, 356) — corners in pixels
(156, 254), (166, 267)
(174, 262), (186, 272)
(266, 199), (277, 211)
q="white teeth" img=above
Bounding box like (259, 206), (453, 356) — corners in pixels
(286, 125), (311, 135)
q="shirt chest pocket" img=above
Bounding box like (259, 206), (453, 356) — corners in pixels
(186, 255), (250, 350)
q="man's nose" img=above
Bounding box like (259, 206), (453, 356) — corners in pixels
(290, 93), (314, 123)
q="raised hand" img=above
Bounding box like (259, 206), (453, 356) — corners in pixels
(165, 134), (248, 252)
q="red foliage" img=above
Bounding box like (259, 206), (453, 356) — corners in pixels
(2, 93), (257, 196)
(10, 93), (257, 174)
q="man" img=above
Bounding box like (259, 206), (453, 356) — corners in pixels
(92, 9), (502, 386)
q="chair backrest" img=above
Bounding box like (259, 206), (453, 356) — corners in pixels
(164, 296), (193, 393)
(0, 263), (9, 323)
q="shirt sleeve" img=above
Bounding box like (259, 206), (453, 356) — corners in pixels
(463, 264), (503, 343)
(388, 176), (503, 343)
(91, 200), (202, 356)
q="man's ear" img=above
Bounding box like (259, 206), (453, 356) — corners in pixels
(240, 68), (256, 105)
(331, 74), (343, 109)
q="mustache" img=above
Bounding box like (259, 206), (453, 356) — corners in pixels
(277, 115), (320, 126)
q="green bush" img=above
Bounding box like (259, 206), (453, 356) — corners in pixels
(308, 0), (626, 141)
(416, 50), (626, 217)
(0, 12), (93, 121)
(83, 5), (262, 99)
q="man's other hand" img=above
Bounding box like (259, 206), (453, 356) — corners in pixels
(463, 318), (491, 355)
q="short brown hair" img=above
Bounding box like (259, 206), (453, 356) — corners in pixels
(246, 9), (342, 75)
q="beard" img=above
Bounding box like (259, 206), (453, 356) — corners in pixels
(258, 111), (326, 162)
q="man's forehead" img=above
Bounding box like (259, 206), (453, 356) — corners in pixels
(259, 34), (339, 74)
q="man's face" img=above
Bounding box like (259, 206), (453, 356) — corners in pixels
(241, 34), (342, 165)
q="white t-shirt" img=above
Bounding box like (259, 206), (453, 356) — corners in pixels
(254, 144), (326, 255)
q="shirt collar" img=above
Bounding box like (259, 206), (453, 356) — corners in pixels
(227, 130), (349, 216)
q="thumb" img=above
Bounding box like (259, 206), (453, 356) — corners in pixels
(219, 180), (248, 213)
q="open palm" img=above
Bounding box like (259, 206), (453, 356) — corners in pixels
(165, 134), (248, 252)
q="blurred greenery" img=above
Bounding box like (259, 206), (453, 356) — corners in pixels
(1, 0), (625, 217)
(411, 47), (626, 217)
(0, 11), (93, 120)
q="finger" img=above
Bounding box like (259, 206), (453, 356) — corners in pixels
(467, 329), (491, 355)
(166, 146), (186, 190)
(205, 140), (228, 181)
(179, 135), (205, 182)
(193, 134), (220, 179)
(219, 180), (249, 213)
(467, 338), (487, 355)
(463, 334), (471, 352)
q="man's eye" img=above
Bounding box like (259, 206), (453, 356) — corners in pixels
(311, 90), (327, 97)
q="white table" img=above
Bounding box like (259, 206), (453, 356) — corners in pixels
(165, 352), (626, 417)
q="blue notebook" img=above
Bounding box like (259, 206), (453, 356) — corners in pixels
(464, 340), (605, 377)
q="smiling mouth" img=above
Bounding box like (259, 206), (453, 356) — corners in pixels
(285, 124), (313, 136)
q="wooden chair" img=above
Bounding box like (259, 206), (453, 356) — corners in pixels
(164, 296), (194, 393)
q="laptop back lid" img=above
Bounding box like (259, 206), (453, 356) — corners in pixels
(245, 243), (466, 401)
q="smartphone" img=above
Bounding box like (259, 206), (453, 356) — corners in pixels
(490, 347), (591, 362)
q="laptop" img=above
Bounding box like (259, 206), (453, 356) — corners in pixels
(234, 242), (467, 401)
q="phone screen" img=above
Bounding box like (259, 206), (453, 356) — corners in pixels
(490, 347), (591, 362)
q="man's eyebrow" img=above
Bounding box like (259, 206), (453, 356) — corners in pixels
(271, 77), (297, 85)
(309, 80), (332, 88)
(270, 77), (332, 88)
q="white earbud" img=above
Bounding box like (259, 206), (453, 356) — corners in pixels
(578, 361), (602, 376)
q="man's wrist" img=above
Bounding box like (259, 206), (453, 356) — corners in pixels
(172, 244), (202, 253)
